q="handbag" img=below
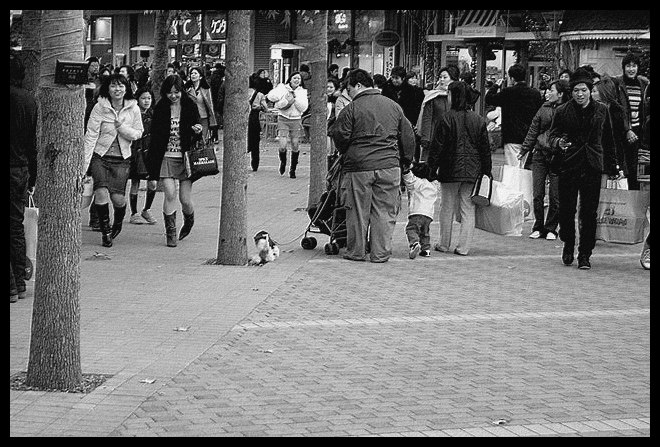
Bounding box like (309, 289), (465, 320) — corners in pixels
(81, 175), (94, 209)
(184, 137), (219, 182)
(24, 192), (39, 281)
(596, 187), (650, 244)
(471, 174), (492, 206)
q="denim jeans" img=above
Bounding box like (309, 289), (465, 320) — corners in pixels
(438, 181), (476, 255)
(10, 166), (28, 294)
(406, 214), (432, 251)
(558, 167), (601, 257)
(531, 152), (559, 235)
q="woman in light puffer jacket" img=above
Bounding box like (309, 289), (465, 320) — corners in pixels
(266, 71), (308, 178)
(84, 73), (143, 248)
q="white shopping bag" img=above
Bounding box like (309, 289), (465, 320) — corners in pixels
(24, 192), (39, 281)
(501, 163), (533, 220)
(475, 180), (524, 236)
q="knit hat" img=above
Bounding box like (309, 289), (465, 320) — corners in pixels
(570, 67), (593, 91)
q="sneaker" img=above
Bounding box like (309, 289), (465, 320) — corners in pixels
(409, 242), (421, 259)
(17, 291), (26, 300)
(562, 245), (574, 266)
(578, 255), (591, 270)
(453, 248), (468, 256)
(419, 250), (431, 257)
(640, 248), (650, 270)
(141, 209), (157, 225)
(545, 232), (557, 240)
(529, 230), (542, 239)
(129, 213), (145, 224)
(10, 294), (18, 303)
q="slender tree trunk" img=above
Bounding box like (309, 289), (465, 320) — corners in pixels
(152, 11), (174, 104)
(20, 10), (41, 96)
(216, 9), (250, 265)
(26, 9), (85, 390)
(306, 11), (329, 211)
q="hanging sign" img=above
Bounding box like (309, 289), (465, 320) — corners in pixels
(205, 12), (227, 40)
(375, 30), (400, 47)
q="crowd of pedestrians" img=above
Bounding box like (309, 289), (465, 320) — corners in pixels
(10, 50), (651, 303)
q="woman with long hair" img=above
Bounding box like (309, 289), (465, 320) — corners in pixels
(247, 72), (269, 171)
(428, 81), (492, 256)
(519, 79), (570, 240)
(184, 66), (217, 143)
(146, 75), (203, 247)
(83, 73), (144, 247)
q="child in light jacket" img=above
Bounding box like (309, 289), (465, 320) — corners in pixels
(403, 163), (440, 259)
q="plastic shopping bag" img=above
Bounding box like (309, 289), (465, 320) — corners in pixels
(24, 192), (39, 281)
(595, 187), (649, 244)
(475, 180), (524, 236)
(81, 175), (94, 209)
(501, 164), (533, 220)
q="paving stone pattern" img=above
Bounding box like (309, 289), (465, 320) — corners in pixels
(10, 141), (650, 437)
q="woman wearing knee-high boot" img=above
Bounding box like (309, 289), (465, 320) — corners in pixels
(146, 75), (202, 247)
(267, 72), (308, 178)
(84, 73), (143, 248)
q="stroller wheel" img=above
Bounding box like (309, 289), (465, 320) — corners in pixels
(331, 242), (340, 255)
(324, 242), (333, 255)
(301, 237), (317, 250)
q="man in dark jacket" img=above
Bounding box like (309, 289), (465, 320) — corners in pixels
(10, 54), (38, 303)
(485, 63), (543, 168)
(547, 68), (622, 270)
(330, 69), (416, 263)
(381, 66), (425, 128)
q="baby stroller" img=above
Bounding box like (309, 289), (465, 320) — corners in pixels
(301, 152), (347, 255)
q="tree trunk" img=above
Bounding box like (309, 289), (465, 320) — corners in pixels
(152, 11), (174, 104)
(26, 9), (85, 390)
(306, 11), (329, 211)
(20, 10), (41, 96)
(216, 9), (251, 265)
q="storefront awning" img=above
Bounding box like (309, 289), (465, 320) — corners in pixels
(560, 30), (650, 41)
(270, 43), (305, 50)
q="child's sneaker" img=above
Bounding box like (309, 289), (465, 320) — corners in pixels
(141, 209), (157, 224)
(129, 213), (145, 224)
(419, 250), (430, 257)
(409, 242), (421, 259)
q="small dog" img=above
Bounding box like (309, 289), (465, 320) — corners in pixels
(249, 231), (280, 266)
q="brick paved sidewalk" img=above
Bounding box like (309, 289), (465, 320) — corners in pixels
(10, 140), (650, 437)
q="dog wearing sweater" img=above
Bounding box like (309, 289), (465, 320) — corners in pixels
(249, 231), (280, 266)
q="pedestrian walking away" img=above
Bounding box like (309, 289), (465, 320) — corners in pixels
(247, 72), (269, 171)
(83, 73), (144, 248)
(547, 67), (623, 270)
(428, 81), (492, 256)
(402, 162), (439, 259)
(146, 74), (203, 247)
(267, 71), (308, 178)
(485, 63), (543, 168)
(330, 69), (416, 263)
(10, 54), (38, 303)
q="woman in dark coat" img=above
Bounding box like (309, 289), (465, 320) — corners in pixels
(146, 75), (202, 247)
(428, 81), (492, 256)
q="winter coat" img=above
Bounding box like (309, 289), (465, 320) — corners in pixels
(266, 83), (308, 120)
(145, 94), (201, 180)
(185, 84), (217, 127)
(381, 80), (425, 126)
(547, 99), (619, 176)
(485, 81), (543, 144)
(521, 100), (563, 157)
(330, 88), (416, 173)
(402, 171), (439, 219)
(428, 109), (492, 183)
(83, 97), (143, 173)
(417, 91), (450, 148)
(613, 74), (649, 132)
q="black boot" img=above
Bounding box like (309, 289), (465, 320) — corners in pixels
(278, 151), (287, 175)
(89, 205), (100, 231)
(110, 204), (127, 240)
(179, 211), (195, 240)
(96, 203), (113, 247)
(163, 212), (177, 247)
(289, 151), (299, 178)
